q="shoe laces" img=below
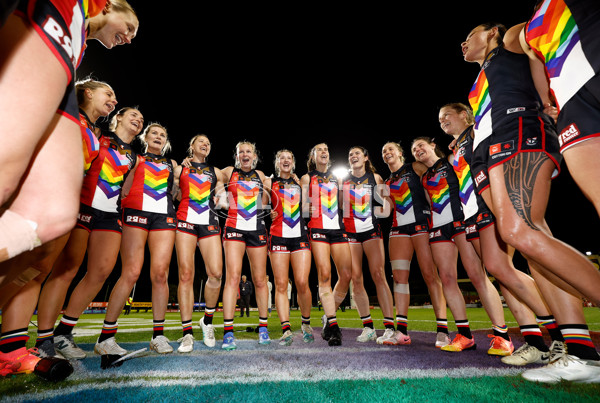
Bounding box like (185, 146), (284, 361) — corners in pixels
(549, 353), (579, 369)
(205, 325), (215, 338)
(488, 335), (507, 348)
(549, 340), (566, 363)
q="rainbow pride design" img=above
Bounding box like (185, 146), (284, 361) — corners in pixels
(319, 182), (339, 219)
(527, 0), (578, 80)
(279, 187), (301, 229)
(82, 127), (100, 174)
(451, 154), (474, 207)
(389, 179), (412, 215)
(425, 172), (450, 214)
(468, 69), (491, 132)
(187, 173), (212, 215)
(143, 161), (170, 201)
(348, 187), (371, 221)
(97, 148), (131, 199)
(236, 181), (260, 221)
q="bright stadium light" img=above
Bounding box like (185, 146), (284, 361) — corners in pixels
(332, 166), (349, 180)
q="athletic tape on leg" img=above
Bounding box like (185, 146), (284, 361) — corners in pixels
(394, 283), (410, 294)
(0, 210), (41, 262)
(391, 260), (410, 271)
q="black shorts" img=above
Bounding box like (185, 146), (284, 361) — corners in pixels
(428, 221), (465, 244)
(389, 222), (429, 238)
(76, 204), (122, 233)
(346, 224), (382, 244)
(309, 228), (348, 244)
(176, 219), (221, 239)
(269, 234), (311, 253)
(15, 0), (85, 122)
(557, 73), (600, 153)
(464, 207), (494, 242)
(222, 226), (267, 247)
(471, 136), (491, 195)
(123, 208), (176, 232)
(487, 114), (562, 177)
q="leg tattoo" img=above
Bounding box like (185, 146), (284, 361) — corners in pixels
(503, 153), (548, 231)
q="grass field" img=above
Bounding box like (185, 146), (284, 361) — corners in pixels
(2, 307), (600, 402)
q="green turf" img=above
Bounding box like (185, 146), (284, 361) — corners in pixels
(25, 306), (600, 344)
(2, 307), (598, 401)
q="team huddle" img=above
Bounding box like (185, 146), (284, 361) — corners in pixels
(1, 0), (600, 385)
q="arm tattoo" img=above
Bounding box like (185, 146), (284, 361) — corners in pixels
(503, 152), (548, 231)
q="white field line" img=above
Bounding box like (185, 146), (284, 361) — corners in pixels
(4, 366), (523, 402)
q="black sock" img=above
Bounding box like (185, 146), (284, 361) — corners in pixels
(0, 328), (28, 353)
(54, 315), (79, 336)
(456, 319), (472, 339)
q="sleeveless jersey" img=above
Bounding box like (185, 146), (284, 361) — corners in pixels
(342, 172), (378, 234)
(270, 176), (305, 238)
(122, 153), (175, 215)
(78, 109), (100, 174)
(307, 170), (343, 230)
(386, 163), (430, 227)
(468, 47), (543, 152)
(79, 132), (136, 212)
(451, 127), (478, 220)
(225, 168), (265, 231)
(525, 0), (600, 110)
(177, 162), (219, 226)
(422, 158), (464, 228)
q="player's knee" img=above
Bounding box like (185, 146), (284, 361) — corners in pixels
(206, 276), (221, 289)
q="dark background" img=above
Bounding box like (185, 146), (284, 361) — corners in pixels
(74, 1), (599, 305)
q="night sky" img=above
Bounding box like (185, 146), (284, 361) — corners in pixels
(75, 1), (599, 303)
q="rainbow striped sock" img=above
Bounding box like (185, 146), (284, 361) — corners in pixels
(301, 316), (311, 326)
(361, 315), (374, 329)
(35, 328), (54, 347)
(204, 307), (216, 325)
(0, 328), (29, 353)
(182, 320), (193, 336)
(153, 319), (165, 338)
(327, 316), (339, 330)
(560, 324), (600, 360)
(537, 315), (563, 342)
(223, 319), (234, 333)
(259, 317), (268, 328)
(383, 317), (395, 330)
(98, 320), (118, 343)
(492, 323), (510, 341)
(281, 321), (291, 332)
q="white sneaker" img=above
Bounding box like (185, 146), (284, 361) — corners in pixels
(435, 332), (451, 349)
(356, 327), (377, 342)
(376, 328), (395, 345)
(384, 330), (411, 346)
(54, 335), (87, 359)
(149, 335), (173, 354)
(522, 354), (600, 383)
(94, 337), (127, 356)
(501, 343), (550, 366)
(177, 334), (195, 353)
(199, 317), (216, 348)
